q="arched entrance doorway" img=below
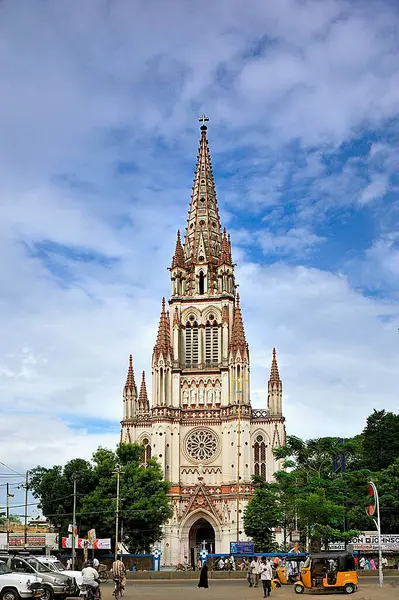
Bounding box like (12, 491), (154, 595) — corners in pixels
(188, 518), (215, 569)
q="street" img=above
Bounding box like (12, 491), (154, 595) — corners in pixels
(97, 578), (399, 600)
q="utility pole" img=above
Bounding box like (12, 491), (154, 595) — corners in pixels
(113, 464), (124, 560)
(24, 471), (29, 548)
(72, 476), (77, 570)
(6, 483), (10, 551)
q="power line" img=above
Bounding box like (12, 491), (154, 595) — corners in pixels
(0, 463), (24, 476)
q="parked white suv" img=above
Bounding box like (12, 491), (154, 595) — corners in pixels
(36, 558), (81, 593)
(0, 560), (43, 600)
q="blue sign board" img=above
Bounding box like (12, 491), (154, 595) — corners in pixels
(230, 541), (255, 554)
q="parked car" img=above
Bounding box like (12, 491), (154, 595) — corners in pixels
(0, 560), (43, 600)
(0, 554), (72, 600)
(35, 558), (81, 594)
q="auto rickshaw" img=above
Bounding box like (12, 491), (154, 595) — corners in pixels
(294, 551), (358, 594)
(273, 556), (304, 586)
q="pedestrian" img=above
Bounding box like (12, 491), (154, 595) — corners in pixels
(229, 555), (236, 571)
(260, 558), (273, 598)
(93, 557), (99, 570)
(359, 556), (365, 570)
(198, 561), (209, 588)
(382, 556), (388, 569)
(253, 556), (262, 588)
(219, 557), (225, 571)
(247, 559), (253, 587)
(66, 558), (72, 570)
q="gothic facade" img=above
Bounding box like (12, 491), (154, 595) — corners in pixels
(120, 122), (286, 565)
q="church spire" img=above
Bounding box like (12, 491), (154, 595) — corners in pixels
(124, 354), (137, 394)
(153, 297), (173, 360)
(269, 347), (281, 384)
(230, 294), (248, 357)
(171, 230), (185, 269)
(138, 371), (150, 411)
(268, 348), (283, 416)
(183, 117), (223, 268)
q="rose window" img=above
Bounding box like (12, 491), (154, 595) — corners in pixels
(184, 428), (220, 463)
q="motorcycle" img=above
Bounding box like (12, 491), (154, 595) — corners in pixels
(78, 583), (101, 600)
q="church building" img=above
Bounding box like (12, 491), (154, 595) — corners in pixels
(120, 119), (286, 565)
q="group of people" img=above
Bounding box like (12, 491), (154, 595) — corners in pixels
(246, 557), (274, 597)
(199, 556), (274, 597)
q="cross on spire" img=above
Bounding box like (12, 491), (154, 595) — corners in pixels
(198, 113), (209, 127)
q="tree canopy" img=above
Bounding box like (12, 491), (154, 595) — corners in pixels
(30, 443), (172, 553)
(244, 408), (399, 550)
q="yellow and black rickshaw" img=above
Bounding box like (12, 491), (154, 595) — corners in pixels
(273, 556), (304, 586)
(294, 551), (358, 594)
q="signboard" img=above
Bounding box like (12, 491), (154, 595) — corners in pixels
(8, 534), (46, 548)
(62, 537), (111, 550)
(230, 541), (255, 554)
(351, 533), (399, 552)
(87, 529), (97, 545)
(328, 533), (399, 552)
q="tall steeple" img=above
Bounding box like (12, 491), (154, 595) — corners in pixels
(181, 117), (227, 296)
(123, 354), (138, 419)
(268, 348), (283, 416)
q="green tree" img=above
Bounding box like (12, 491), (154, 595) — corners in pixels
(362, 410), (399, 471)
(376, 458), (399, 532)
(30, 443), (172, 552)
(244, 477), (282, 551)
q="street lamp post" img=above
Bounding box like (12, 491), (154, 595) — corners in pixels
(367, 481), (383, 588)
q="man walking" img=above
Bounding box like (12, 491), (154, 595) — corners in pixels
(260, 558), (273, 598)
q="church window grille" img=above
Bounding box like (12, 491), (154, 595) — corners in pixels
(185, 320), (198, 367)
(205, 317), (218, 366)
(254, 434), (267, 480)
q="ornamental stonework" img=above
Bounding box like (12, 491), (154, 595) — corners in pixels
(183, 427), (221, 464)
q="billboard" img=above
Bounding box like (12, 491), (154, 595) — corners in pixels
(62, 537), (111, 550)
(230, 541), (255, 554)
(328, 532), (399, 552)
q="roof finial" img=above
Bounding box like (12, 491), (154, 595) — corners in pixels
(198, 113), (209, 130)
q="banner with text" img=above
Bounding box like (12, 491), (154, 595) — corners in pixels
(62, 537), (111, 550)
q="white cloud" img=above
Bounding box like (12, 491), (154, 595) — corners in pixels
(0, 0), (399, 471)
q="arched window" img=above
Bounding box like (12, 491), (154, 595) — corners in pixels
(199, 271), (205, 295)
(254, 434), (267, 479)
(185, 318), (198, 367)
(205, 316), (218, 366)
(142, 438), (151, 466)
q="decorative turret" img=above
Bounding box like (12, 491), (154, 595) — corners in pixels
(268, 348), (283, 416)
(138, 371), (150, 414)
(229, 294), (250, 406)
(153, 298), (173, 361)
(123, 354), (138, 419)
(217, 227), (235, 294)
(229, 294), (248, 359)
(170, 230), (187, 296)
(152, 298), (173, 406)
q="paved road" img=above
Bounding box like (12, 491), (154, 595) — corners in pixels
(98, 578), (398, 600)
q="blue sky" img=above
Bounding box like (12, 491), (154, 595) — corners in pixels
(1, 0), (399, 509)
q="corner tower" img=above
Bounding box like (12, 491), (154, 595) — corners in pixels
(121, 117), (286, 565)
